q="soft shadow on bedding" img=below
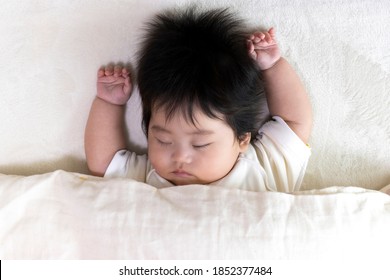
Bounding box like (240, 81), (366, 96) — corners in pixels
(0, 156), (89, 176)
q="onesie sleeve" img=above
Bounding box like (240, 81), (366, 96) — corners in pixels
(253, 116), (311, 192)
(104, 149), (149, 182)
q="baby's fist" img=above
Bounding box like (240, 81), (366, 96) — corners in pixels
(97, 65), (132, 105)
(247, 27), (281, 70)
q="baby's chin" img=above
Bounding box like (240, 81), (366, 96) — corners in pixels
(169, 179), (202, 186)
(168, 177), (209, 186)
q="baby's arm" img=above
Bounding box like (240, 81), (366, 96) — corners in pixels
(248, 28), (312, 143)
(84, 65), (132, 176)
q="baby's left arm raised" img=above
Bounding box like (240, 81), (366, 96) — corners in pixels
(248, 28), (312, 143)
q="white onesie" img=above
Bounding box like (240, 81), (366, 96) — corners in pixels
(105, 116), (311, 192)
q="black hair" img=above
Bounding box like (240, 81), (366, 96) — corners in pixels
(137, 6), (268, 142)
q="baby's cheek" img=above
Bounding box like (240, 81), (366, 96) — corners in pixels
(149, 146), (167, 170)
(148, 150), (159, 166)
(148, 145), (157, 165)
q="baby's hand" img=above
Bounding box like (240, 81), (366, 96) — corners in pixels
(96, 64), (132, 105)
(247, 27), (281, 70)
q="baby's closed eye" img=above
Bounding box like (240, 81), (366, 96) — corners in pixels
(192, 143), (212, 149)
(156, 138), (172, 146)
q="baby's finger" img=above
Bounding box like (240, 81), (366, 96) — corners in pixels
(121, 67), (130, 78)
(104, 65), (114, 76)
(268, 29), (277, 43)
(97, 68), (105, 78)
(263, 32), (272, 43)
(247, 40), (254, 53)
(123, 76), (132, 95)
(252, 32), (265, 42)
(114, 65), (122, 77)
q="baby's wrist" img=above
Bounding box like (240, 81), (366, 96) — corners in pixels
(95, 95), (128, 106)
(260, 56), (282, 71)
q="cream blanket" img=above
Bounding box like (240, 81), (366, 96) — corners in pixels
(1, 170), (389, 259)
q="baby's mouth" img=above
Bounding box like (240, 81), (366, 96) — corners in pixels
(172, 170), (193, 177)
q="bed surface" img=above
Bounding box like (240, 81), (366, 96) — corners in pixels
(1, 0), (390, 261)
(0, 0), (389, 190)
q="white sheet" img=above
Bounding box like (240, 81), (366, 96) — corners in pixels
(0, 170), (389, 259)
(0, 0), (389, 190)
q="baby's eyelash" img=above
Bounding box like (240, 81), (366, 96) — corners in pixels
(156, 138), (172, 146)
(193, 143), (211, 149)
(155, 137), (211, 149)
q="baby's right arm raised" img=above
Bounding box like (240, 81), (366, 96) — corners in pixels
(84, 65), (132, 176)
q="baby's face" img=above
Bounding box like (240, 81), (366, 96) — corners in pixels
(148, 107), (250, 185)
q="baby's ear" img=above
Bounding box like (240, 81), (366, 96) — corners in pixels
(238, 133), (251, 151)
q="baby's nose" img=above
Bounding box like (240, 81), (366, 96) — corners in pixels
(172, 147), (192, 164)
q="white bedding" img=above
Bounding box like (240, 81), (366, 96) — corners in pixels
(0, 170), (389, 259)
(0, 0), (389, 190)
(0, 0), (390, 261)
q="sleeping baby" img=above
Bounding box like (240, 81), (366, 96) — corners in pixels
(84, 7), (312, 192)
